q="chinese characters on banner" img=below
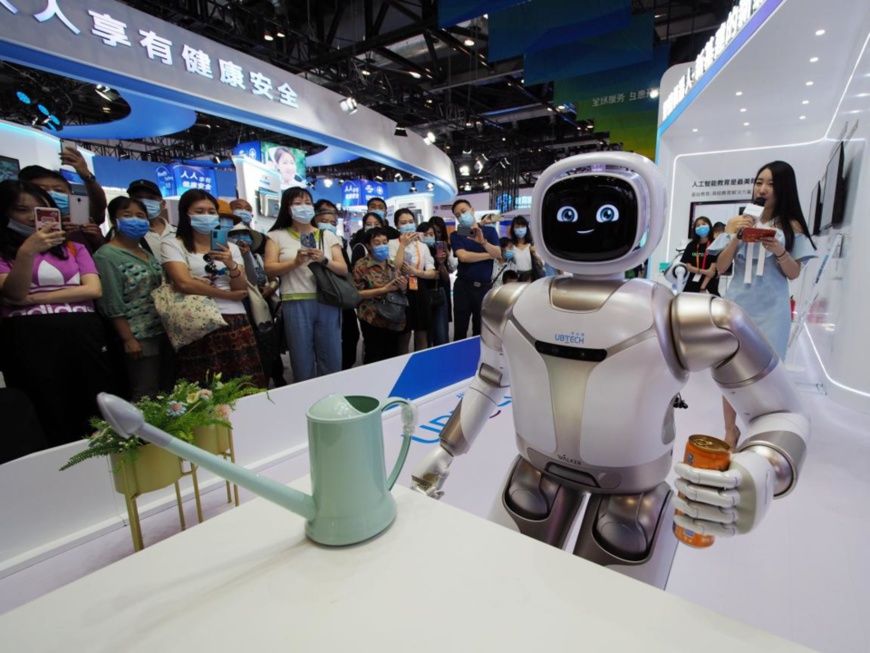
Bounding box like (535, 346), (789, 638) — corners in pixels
(591, 88), (656, 108)
(172, 165), (216, 194)
(690, 177), (754, 199)
(2, 1), (300, 109)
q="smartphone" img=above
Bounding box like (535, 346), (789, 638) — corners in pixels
(34, 207), (61, 231)
(68, 195), (90, 225)
(218, 215), (235, 230)
(456, 226), (473, 237)
(301, 232), (317, 248)
(435, 241), (445, 256)
(739, 227), (777, 242)
(210, 228), (229, 250)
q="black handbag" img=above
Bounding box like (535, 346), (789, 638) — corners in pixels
(308, 261), (361, 309)
(375, 291), (409, 323)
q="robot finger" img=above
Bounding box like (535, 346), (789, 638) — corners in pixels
(674, 462), (741, 489)
(672, 495), (737, 524)
(673, 514), (737, 538)
(674, 478), (739, 508)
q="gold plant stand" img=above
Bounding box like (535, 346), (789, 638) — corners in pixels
(188, 425), (239, 523)
(111, 444), (186, 552)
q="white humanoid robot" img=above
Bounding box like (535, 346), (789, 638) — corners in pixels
(412, 152), (809, 589)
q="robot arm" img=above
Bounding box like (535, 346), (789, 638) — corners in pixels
(411, 283), (525, 498)
(670, 293), (810, 536)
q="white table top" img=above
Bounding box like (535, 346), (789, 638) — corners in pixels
(0, 481), (809, 652)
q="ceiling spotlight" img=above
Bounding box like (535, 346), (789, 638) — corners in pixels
(340, 97), (358, 114)
(276, 31), (285, 38)
(102, 106), (111, 113)
(743, 122), (750, 126)
(394, 126), (408, 137)
(806, 81), (814, 86)
(740, 108), (747, 112)
(409, 71), (422, 79)
(464, 38), (475, 47)
(692, 128), (699, 132)
(735, 91), (743, 96)
(374, 175), (384, 181)
(36, 103), (50, 116)
(802, 100), (810, 104)
(815, 29), (825, 36)
(483, 181), (490, 190)
(426, 182), (434, 191)
(264, 30), (274, 41)
(16, 90), (31, 104)
(474, 159), (484, 173)
(649, 88), (660, 99)
(394, 172), (403, 182)
(799, 115), (807, 120)
(95, 84), (116, 102)
(424, 131), (436, 144)
(361, 67), (371, 76)
(463, 182), (472, 191)
(211, 154), (222, 164)
(323, 178), (333, 188)
(810, 56), (819, 63)
(459, 164), (470, 176)
(410, 182), (417, 193)
(462, 148), (473, 156)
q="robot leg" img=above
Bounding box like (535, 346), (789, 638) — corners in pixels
(572, 483), (678, 589)
(488, 456), (585, 548)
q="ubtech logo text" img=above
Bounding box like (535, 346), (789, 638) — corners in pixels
(554, 331), (585, 345)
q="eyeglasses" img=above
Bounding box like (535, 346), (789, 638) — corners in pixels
(203, 254), (227, 277)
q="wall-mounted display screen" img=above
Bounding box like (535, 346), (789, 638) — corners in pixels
(818, 142), (845, 233)
(0, 155), (20, 182)
(258, 189), (280, 219)
(808, 180), (822, 236)
(262, 143), (306, 191)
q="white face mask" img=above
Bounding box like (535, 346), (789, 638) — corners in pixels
(291, 205), (315, 222)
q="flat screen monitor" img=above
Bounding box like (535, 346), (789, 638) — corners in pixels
(818, 142), (844, 232)
(808, 180), (822, 236)
(258, 190), (279, 219)
(0, 154), (20, 182)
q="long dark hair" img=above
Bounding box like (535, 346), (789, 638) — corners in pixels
(0, 180), (67, 262)
(754, 161), (815, 253)
(270, 187), (313, 232)
(428, 215), (450, 252)
(689, 216), (713, 247)
(509, 215), (532, 246)
(176, 189), (218, 252)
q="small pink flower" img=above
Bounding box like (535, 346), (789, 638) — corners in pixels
(167, 401), (187, 416)
(215, 404), (231, 419)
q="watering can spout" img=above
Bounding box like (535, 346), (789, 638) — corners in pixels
(97, 393), (318, 522)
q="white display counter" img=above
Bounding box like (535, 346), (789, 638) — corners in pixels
(0, 479), (808, 652)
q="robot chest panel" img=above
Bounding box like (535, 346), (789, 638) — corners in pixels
(510, 280), (655, 350)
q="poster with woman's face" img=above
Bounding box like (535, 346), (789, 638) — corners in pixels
(263, 143), (307, 190)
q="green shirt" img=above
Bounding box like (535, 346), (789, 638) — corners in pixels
(93, 244), (165, 340)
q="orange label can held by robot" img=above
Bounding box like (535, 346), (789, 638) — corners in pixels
(673, 435), (731, 548)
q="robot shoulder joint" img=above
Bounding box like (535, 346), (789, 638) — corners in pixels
(481, 282), (528, 351)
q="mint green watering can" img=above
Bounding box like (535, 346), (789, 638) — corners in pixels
(97, 393), (416, 546)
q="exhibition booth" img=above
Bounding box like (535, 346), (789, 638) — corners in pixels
(1, 0), (869, 650)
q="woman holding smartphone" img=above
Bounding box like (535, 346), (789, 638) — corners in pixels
(94, 196), (174, 400)
(161, 189), (265, 387)
(0, 180), (115, 447)
(264, 187), (347, 382)
(710, 161), (816, 447)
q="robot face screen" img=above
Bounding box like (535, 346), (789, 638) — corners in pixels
(541, 175), (639, 261)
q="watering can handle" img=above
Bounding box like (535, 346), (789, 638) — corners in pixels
(382, 397), (416, 490)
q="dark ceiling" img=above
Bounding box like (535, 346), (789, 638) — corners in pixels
(0, 0), (737, 191)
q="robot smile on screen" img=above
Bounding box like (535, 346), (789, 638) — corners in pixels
(411, 152), (809, 589)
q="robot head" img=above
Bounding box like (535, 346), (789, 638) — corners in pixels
(530, 152), (666, 277)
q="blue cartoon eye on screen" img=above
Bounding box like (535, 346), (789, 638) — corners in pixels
(557, 206), (578, 222)
(596, 204), (619, 223)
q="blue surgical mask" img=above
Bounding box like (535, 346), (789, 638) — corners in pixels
(291, 205), (315, 223)
(504, 250), (515, 260)
(422, 236), (436, 247)
(48, 191), (69, 214)
(372, 209), (386, 219)
(116, 217), (151, 239)
(7, 220), (36, 237)
(399, 223), (416, 234)
(141, 198), (162, 219)
(695, 225), (711, 237)
(234, 209), (253, 225)
(318, 222), (337, 233)
(513, 227), (527, 238)
(230, 235), (253, 246)
(372, 244), (390, 261)
(189, 215), (219, 234)
(458, 211), (474, 228)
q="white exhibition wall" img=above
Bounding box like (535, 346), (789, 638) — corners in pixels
(656, 0), (870, 414)
(0, 119), (96, 181)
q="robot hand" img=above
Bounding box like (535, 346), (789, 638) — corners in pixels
(672, 450), (775, 537)
(410, 445), (454, 499)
